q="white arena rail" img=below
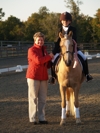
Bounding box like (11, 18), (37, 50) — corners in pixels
(0, 65), (28, 74)
(84, 52), (100, 59)
(0, 53), (100, 74)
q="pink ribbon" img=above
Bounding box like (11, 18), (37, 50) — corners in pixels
(72, 39), (78, 68)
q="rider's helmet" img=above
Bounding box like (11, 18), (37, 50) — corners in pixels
(60, 12), (72, 22)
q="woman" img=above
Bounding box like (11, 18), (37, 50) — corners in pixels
(26, 32), (54, 125)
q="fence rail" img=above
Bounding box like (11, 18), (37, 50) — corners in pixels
(0, 41), (100, 74)
(0, 41), (54, 58)
(0, 41), (100, 58)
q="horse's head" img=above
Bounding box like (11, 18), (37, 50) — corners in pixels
(59, 31), (74, 66)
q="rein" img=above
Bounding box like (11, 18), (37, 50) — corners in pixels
(59, 32), (76, 66)
(60, 49), (74, 61)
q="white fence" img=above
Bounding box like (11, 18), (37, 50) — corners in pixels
(84, 52), (100, 59)
(0, 65), (28, 74)
(0, 53), (100, 74)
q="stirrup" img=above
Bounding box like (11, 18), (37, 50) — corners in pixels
(48, 77), (56, 84)
(86, 74), (93, 82)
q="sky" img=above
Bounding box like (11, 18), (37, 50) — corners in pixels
(0, 0), (100, 21)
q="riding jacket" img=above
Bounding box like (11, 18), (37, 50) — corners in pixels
(52, 25), (78, 55)
(26, 44), (51, 80)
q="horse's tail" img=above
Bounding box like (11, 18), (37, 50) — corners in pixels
(69, 87), (75, 116)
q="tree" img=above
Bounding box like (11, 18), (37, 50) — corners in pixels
(0, 8), (5, 20)
(41, 13), (60, 41)
(64, 0), (82, 19)
(1, 16), (24, 41)
(37, 6), (60, 41)
(24, 6), (60, 41)
(64, 0), (94, 43)
(24, 13), (42, 41)
(91, 9), (100, 42)
(38, 6), (49, 16)
(94, 8), (100, 30)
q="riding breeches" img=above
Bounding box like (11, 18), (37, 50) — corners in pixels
(77, 50), (87, 60)
(27, 78), (47, 122)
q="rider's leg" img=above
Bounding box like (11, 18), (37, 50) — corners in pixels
(48, 53), (59, 84)
(77, 50), (93, 82)
(48, 62), (56, 84)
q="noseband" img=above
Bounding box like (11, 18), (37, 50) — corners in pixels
(61, 50), (73, 56)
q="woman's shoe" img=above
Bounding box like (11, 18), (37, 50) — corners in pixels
(39, 120), (48, 124)
(33, 122), (37, 125)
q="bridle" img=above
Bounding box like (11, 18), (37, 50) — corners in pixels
(60, 40), (74, 66)
(61, 50), (74, 57)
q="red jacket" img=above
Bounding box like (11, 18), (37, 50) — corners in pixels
(26, 44), (52, 80)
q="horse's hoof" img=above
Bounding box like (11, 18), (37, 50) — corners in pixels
(76, 118), (81, 124)
(60, 119), (66, 126)
(66, 110), (70, 117)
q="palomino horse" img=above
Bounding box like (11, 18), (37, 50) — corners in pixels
(56, 31), (85, 125)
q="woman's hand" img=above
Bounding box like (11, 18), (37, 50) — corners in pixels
(49, 53), (54, 59)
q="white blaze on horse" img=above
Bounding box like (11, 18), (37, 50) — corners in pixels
(56, 31), (85, 125)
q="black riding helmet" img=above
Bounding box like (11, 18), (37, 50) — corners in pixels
(60, 12), (72, 22)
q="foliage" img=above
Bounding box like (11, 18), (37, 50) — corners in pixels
(0, 3), (100, 44)
(0, 8), (5, 20)
(0, 16), (24, 41)
(64, 0), (100, 43)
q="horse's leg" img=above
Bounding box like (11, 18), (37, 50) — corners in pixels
(66, 88), (70, 117)
(59, 85), (66, 125)
(74, 86), (81, 124)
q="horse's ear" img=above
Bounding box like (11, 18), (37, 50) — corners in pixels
(68, 31), (73, 37)
(59, 32), (65, 47)
(59, 32), (64, 39)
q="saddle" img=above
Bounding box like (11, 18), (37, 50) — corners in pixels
(54, 55), (61, 73)
(54, 53), (85, 73)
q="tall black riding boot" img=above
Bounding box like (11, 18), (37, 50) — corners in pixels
(84, 59), (93, 82)
(48, 62), (56, 84)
